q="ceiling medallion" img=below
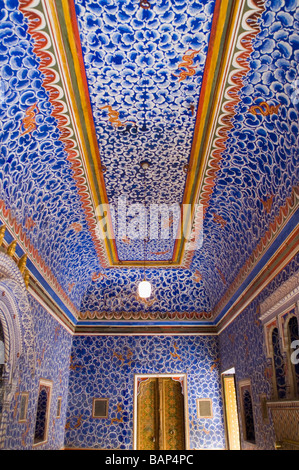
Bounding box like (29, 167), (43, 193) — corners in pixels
(139, 160), (151, 170)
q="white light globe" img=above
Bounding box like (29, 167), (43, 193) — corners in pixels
(138, 280), (151, 298)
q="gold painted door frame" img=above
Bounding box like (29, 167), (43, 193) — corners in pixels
(134, 375), (188, 450)
(222, 374), (241, 450)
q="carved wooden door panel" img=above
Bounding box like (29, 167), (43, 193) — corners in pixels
(137, 377), (185, 450)
(137, 377), (159, 450)
(159, 377), (185, 450)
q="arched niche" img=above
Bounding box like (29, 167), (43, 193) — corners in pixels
(0, 252), (35, 447)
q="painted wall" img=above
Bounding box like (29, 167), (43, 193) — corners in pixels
(64, 334), (226, 450)
(219, 253), (299, 450)
(1, 255), (297, 450)
(2, 294), (72, 450)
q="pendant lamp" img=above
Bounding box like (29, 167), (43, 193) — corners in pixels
(138, 160), (152, 299)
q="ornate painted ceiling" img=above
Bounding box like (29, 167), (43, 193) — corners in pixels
(0, 0), (298, 332)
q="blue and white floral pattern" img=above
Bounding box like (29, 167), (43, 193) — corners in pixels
(65, 334), (225, 450)
(0, 0), (298, 321)
(3, 295), (72, 450)
(219, 253), (299, 450)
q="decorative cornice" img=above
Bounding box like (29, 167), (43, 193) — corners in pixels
(214, 187), (298, 325)
(259, 272), (299, 323)
(78, 309), (213, 322)
(217, 219), (299, 333)
(74, 323), (217, 336)
(0, 208), (79, 320)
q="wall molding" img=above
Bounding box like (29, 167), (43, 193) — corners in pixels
(259, 272), (299, 324)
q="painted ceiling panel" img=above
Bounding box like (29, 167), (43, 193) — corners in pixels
(74, 0), (215, 262)
(0, 0), (298, 327)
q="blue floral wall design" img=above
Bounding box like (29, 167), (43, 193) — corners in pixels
(1, 254), (297, 450)
(65, 334), (225, 450)
(3, 295), (72, 450)
(219, 253), (299, 450)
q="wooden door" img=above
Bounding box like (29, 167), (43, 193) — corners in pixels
(137, 377), (185, 450)
(137, 377), (159, 450)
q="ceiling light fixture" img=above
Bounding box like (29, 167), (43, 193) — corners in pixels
(138, 160), (152, 299)
(138, 278), (151, 299)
